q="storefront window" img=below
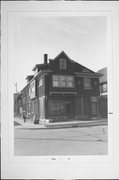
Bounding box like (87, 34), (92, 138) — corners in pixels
(49, 100), (65, 115)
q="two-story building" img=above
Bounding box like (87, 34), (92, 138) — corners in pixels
(20, 51), (102, 122)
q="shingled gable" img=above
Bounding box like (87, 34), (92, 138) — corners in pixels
(51, 51), (97, 75)
(53, 51), (72, 61)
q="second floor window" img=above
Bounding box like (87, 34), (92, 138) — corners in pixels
(38, 78), (43, 87)
(59, 76), (66, 87)
(102, 84), (107, 92)
(53, 75), (59, 87)
(100, 83), (107, 93)
(30, 80), (36, 99)
(84, 78), (91, 89)
(52, 75), (74, 88)
(60, 59), (66, 69)
(30, 81), (35, 93)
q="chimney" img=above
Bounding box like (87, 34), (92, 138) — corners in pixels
(44, 54), (48, 64)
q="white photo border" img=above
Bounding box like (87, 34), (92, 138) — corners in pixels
(1, 1), (119, 179)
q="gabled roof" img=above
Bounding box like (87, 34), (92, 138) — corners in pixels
(53, 51), (71, 61)
(53, 51), (96, 74)
(97, 67), (107, 83)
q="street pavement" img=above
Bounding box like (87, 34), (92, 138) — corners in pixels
(14, 117), (108, 129)
(14, 125), (108, 156)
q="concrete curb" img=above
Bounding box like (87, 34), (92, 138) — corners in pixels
(40, 121), (107, 129)
(14, 118), (108, 129)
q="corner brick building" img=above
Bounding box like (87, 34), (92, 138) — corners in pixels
(18, 51), (102, 122)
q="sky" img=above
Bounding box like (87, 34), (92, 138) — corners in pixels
(9, 15), (107, 92)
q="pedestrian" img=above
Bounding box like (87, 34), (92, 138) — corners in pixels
(23, 113), (27, 123)
(33, 114), (39, 124)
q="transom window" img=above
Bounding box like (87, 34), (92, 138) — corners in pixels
(84, 78), (91, 89)
(52, 75), (74, 88)
(60, 59), (66, 69)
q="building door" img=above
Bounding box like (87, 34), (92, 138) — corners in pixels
(66, 102), (70, 116)
(83, 96), (91, 119)
(75, 96), (82, 119)
(65, 100), (74, 118)
(99, 96), (107, 118)
(91, 97), (98, 118)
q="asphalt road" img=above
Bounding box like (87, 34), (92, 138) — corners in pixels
(14, 125), (108, 156)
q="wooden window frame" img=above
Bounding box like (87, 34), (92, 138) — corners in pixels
(60, 59), (66, 69)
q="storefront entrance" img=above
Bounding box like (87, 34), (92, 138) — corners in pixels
(48, 97), (74, 119)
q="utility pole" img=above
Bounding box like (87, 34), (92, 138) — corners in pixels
(14, 82), (18, 93)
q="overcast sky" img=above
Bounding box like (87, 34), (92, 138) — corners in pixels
(10, 15), (107, 92)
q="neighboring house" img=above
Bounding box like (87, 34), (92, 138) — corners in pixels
(97, 67), (107, 118)
(19, 51), (102, 122)
(14, 93), (20, 116)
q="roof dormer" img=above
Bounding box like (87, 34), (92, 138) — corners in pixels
(32, 54), (48, 76)
(26, 75), (34, 84)
(34, 67), (38, 76)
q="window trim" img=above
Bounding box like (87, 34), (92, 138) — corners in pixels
(84, 78), (91, 89)
(52, 75), (59, 87)
(30, 80), (36, 99)
(60, 59), (66, 69)
(38, 78), (43, 87)
(52, 75), (74, 88)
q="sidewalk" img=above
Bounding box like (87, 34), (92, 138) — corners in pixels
(14, 117), (46, 129)
(14, 117), (108, 129)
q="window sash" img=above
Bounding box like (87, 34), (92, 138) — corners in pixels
(67, 81), (73, 87)
(52, 75), (74, 88)
(84, 78), (91, 89)
(102, 84), (107, 92)
(49, 101), (65, 115)
(53, 81), (59, 87)
(38, 78), (43, 87)
(59, 76), (66, 87)
(60, 59), (66, 69)
(53, 75), (58, 81)
(67, 76), (73, 81)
